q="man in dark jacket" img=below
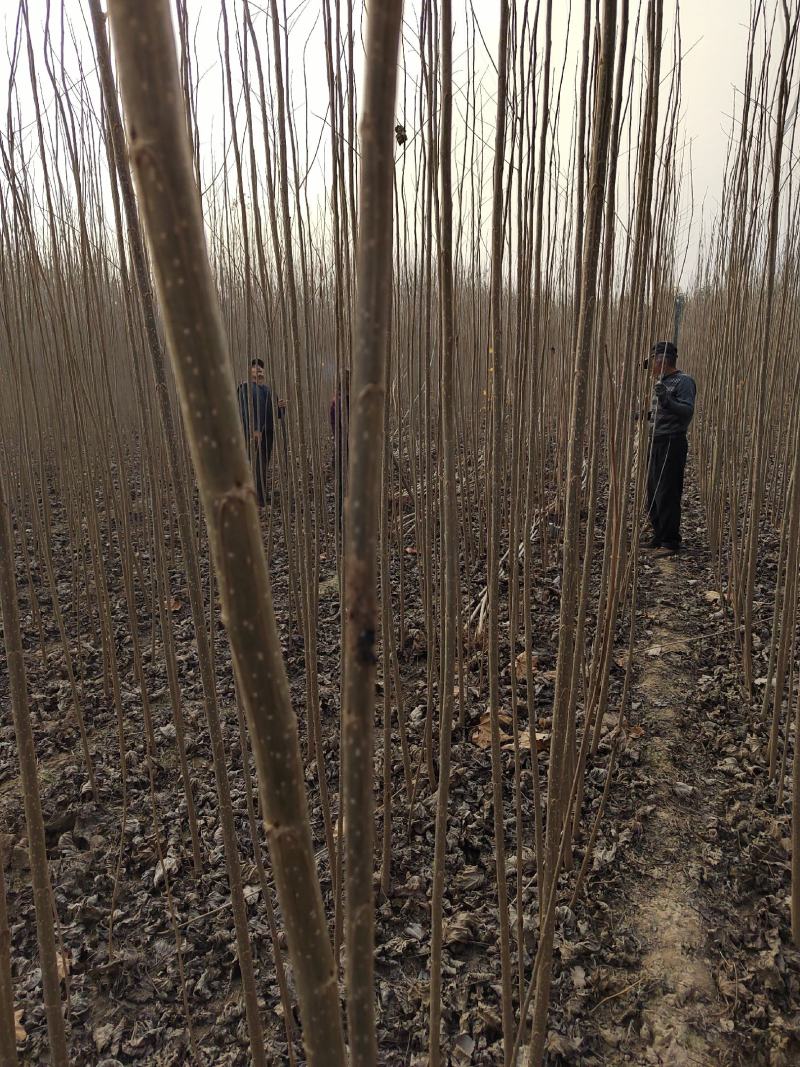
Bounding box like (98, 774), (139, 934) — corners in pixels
(645, 340), (697, 555)
(238, 358), (276, 508)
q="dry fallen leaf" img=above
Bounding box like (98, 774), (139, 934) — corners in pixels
(501, 729), (550, 753)
(471, 722), (497, 749)
(318, 574), (339, 597)
(153, 853), (179, 889)
(515, 651), (539, 681)
(15, 1008), (26, 1042)
(471, 709), (512, 749)
(453, 1032), (475, 1063)
(0, 832), (14, 869)
(705, 590), (721, 603)
(93, 1021), (114, 1052)
(56, 950), (71, 981)
(547, 1032), (582, 1056)
(443, 912), (476, 945)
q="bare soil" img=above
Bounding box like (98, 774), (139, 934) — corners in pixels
(3, 484), (799, 1064)
(591, 553), (728, 1064)
(574, 495), (800, 1066)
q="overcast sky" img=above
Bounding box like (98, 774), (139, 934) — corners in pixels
(1, 2), (762, 282)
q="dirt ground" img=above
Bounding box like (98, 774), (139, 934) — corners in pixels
(571, 493), (800, 1066)
(583, 550), (731, 1064)
(2, 483), (799, 1065)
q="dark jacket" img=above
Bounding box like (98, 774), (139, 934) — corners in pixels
(649, 370), (696, 439)
(238, 382), (274, 459)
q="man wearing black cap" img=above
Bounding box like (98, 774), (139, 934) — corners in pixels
(238, 358), (277, 508)
(645, 340), (696, 555)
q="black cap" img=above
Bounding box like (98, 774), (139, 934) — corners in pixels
(644, 340), (677, 368)
(250, 358), (265, 369)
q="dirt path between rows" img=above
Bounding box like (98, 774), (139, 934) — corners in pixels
(587, 549), (734, 1065)
(619, 554), (723, 1063)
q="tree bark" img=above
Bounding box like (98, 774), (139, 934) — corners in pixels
(528, 1), (617, 1062)
(342, 2), (404, 1063)
(429, 0), (459, 1058)
(88, 4), (267, 1059)
(104, 3), (346, 1063)
(0, 850), (19, 1067)
(487, 3), (515, 1058)
(0, 473), (68, 1067)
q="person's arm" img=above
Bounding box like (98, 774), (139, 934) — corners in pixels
(256, 386), (270, 435)
(237, 382), (250, 433)
(656, 376), (695, 421)
(266, 390), (275, 436)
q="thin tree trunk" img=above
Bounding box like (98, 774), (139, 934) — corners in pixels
(429, 0), (459, 1057)
(0, 473), (68, 1067)
(487, 3), (515, 1058)
(528, 1), (617, 1062)
(104, 4), (346, 1064)
(0, 855), (19, 1067)
(343, 2), (404, 1063)
(87, 6), (268, 1058)
(741, 1), (796, 693)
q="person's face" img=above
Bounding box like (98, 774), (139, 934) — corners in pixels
(250, 364), (265, 385)
(651, 355), (671, 379)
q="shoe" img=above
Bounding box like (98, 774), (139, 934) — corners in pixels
(652, 544), (678, 558)
(646, 538), (661, 550)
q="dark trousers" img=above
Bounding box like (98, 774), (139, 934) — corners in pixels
(249, 436), (272, 508)
(333, 434), (347, 532)
(647, 433), (688, 549)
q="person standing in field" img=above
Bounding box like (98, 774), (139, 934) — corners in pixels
(238, 358), (279, 508)
(645, 340), (697, 556)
